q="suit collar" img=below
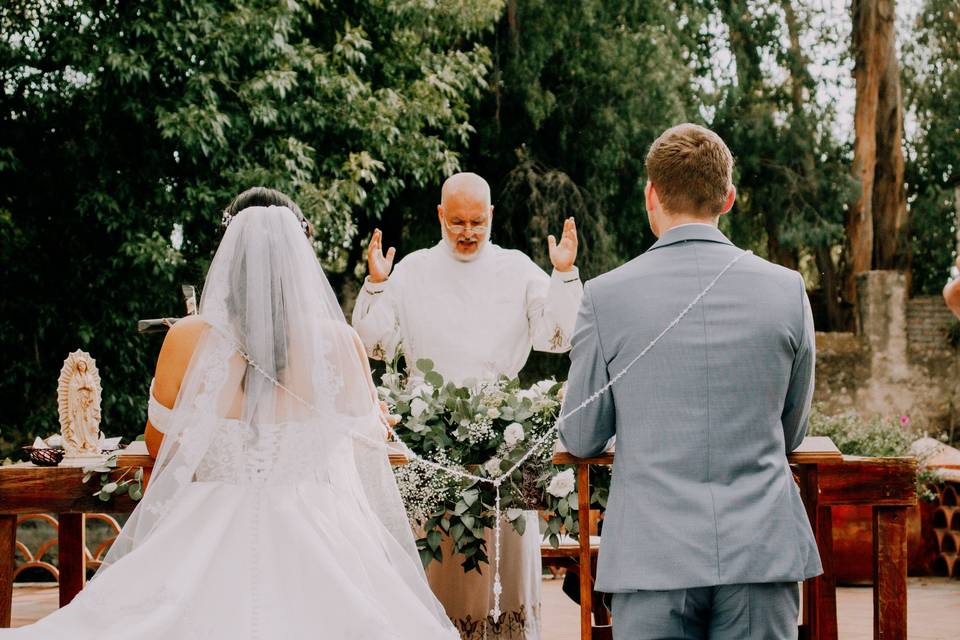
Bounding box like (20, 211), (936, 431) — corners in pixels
(646, 223), (734, 252)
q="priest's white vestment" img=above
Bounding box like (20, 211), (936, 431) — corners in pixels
(352, 240), (583, 640)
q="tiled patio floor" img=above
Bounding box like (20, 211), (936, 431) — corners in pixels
(10, 577), (960, 638)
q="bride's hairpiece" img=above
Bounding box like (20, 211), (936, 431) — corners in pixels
(221, 206), (311, 237)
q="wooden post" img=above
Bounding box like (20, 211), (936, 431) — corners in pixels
(873, 506), (908, 639)
(816, 506), (838, 640)
(0, 515), (15, 628)
(57, 513), (85, 607)
(800, 464), (821, 634)
(577, 464), (592, 640)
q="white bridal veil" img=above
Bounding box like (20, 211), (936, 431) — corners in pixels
(100, 205), (447, 622)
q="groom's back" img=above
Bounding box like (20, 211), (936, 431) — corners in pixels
(583, 224), (821, 591)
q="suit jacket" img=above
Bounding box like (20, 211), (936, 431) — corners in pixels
(559, 223), (822, 592)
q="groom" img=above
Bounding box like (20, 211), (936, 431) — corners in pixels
(560, 123), (822, 638)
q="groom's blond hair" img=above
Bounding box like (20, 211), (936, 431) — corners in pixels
(645, 123), (733, 217)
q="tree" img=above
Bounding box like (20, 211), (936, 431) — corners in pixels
(0, 0), (502, 455)
(902, 0), (960, 295)
(845, 0), (907, 306)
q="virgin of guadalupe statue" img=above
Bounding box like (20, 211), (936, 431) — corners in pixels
(57, 350), (103, 459)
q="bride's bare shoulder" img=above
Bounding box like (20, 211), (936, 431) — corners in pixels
(154, 316), (209, 390)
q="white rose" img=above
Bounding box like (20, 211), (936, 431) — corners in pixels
(517, 389), (537, 402)
(484, 458), (502, 477)
(487, 407), (501, 419)
(381, 373), (401, 388)
(534, 380), (556, 395)
(411, 383), (434, 399)
(504, 422), (525, 447)
(546, 469), (576, 498)
(410, 398), (428, 418)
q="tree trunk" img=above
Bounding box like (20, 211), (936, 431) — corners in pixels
(845, 0), (883, 306)
(871, 0), (907, 270)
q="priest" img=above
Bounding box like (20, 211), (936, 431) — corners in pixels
(352, 172), (583, 639)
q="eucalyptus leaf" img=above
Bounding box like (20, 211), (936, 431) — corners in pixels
(512, 515), (526, 536)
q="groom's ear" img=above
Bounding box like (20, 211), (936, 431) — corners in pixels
(645, 181), (657, 213)
(719, 186), (736, 216)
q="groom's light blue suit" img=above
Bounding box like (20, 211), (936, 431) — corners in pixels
(560, 224), (822, 638)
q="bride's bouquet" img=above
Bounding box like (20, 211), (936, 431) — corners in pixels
(378, 358), (594, 572)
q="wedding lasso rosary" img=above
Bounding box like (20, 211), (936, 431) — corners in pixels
(220, 249), (752, 620)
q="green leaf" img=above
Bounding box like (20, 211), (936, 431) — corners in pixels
(557, 498), (569, 517)
(451, 523), (465, 541)
(460, 514), (475, 530)
(427, 530), (442, 551)
(424, 371), (444, 388)
(453, 501), (469, 516)
(462, 489), (479, 507)
(512, 515), (526, 536)
(416, 359), (434, 373)
(418, 547), (434, 568)
(128, 485), (143, 501)
(102, 482), (118, 493)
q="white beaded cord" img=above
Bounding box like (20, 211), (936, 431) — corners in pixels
(214, 249), (751, 620)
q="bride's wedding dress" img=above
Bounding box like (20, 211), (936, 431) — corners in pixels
(5, 206), (457, 639)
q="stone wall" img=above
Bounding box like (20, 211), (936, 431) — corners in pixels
(814, 271), (959, 431)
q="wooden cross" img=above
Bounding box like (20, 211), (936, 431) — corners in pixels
(137, 285), (197, 333)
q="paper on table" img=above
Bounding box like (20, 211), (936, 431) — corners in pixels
(32, 437), (48, 449)
(99, 436), (123, 450)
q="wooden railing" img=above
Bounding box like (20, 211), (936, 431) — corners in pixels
(550, 440), (917, 640)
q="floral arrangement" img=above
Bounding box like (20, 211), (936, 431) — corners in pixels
(379, 358), (590, 572)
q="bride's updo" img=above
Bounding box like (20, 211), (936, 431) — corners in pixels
(223, 186), (315, 238)
(221, 187), (312, 382)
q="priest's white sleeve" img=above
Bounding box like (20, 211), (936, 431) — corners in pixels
(526, 264), (584, 353)
(351, 276), (401, 361)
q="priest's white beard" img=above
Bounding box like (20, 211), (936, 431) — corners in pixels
(441, 226), (491, 263)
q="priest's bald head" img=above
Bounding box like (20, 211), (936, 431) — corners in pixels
(437, 172), (493, 262)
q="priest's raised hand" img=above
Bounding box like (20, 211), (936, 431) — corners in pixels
(367, 228), (396, 284)
(548, 217), (578, 273)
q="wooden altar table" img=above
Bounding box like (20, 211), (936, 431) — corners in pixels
(552, 437), (917, 640)
(0, 444), (409, 628)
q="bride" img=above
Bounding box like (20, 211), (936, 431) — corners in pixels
(6, 188), (457, 639)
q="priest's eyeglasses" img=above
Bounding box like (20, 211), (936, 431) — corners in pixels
(444, 219), (489, 235)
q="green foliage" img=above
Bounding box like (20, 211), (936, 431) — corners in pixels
(806, 407), (943, 499)
(807, 407), (916, 458)
(903, 0), (960, 295)
(82, 453), (144, 503)
(2, 0), (957, 458)
(464, 0), (698, 278)
(0, 0), (501, 457)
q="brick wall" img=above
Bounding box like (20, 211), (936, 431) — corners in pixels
(908, 296), (958, 354)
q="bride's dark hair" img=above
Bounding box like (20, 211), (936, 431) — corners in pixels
(223, 187), (309, 383)
(224, 186), (315, 238)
